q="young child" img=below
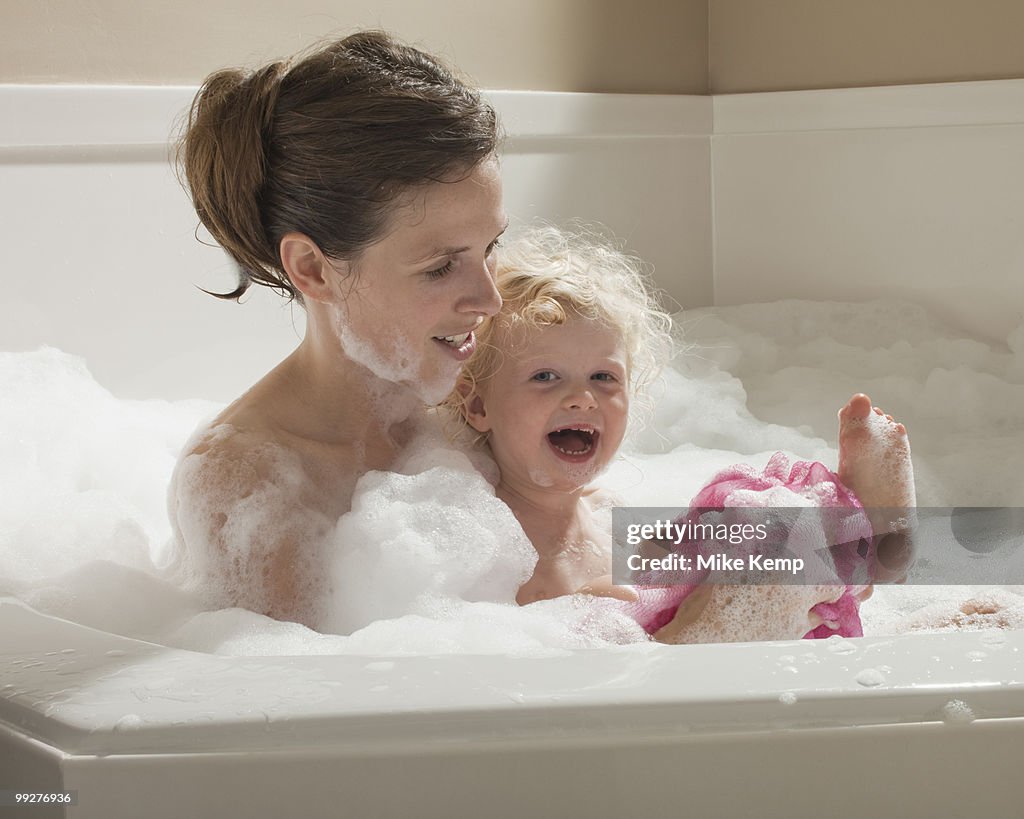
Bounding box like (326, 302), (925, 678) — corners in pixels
(448, 225), (916, 643)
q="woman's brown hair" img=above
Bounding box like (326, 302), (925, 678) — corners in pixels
(178, 31), (499, 303)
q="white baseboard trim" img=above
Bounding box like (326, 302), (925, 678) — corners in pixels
(0, 86), (712, 149)
(7, 78), (1023, 147)
(713, 78), (1024, 134)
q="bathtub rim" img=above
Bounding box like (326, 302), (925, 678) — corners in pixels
(2, 595), (1021, 759)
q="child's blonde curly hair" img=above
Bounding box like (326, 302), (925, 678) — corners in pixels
(445, 223), (676, 437)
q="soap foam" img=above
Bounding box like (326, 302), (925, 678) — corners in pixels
(2, 299), (1023, 655)
(332, 302), (458, 407)
(167, 427), (337, 626)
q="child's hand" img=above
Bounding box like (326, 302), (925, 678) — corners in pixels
(575, 574), (639, 602)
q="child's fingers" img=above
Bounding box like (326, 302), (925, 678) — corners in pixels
(576, 575), (639, 602)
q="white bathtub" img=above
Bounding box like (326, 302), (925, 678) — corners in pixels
(3, 596), (1023, 818)
(2, 83), (1024, 818)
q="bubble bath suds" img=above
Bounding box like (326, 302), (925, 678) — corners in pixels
(2, 299), (1023, 656)
(331, 300), (458, 407)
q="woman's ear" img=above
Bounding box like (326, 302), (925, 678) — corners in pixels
(459, 382), (492, 434)
(279, 232), (344, 303)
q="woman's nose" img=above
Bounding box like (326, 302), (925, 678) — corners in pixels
(460, 259), (502, 317)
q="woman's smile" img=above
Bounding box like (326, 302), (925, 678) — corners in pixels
(432, 327), (479, 361)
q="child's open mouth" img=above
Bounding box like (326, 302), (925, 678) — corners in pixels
(547, 425), (600, 463)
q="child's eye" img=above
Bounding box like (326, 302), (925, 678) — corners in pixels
(532, 371), (557, 382)
(425, 260), (455, 280)
(592, 372), (618, 382)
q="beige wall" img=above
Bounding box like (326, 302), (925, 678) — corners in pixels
(0, 0), (707, 94)
(8, 1), (1024, 96)
(710, 0), (1024, 93)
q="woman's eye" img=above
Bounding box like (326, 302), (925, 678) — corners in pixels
(425, 260), (455, 280)
(486, 238), (502, 256)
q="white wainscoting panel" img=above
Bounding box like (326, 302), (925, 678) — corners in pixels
(712, 81), (1024, 343)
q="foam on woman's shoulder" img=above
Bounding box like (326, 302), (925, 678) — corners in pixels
(169, 421), (337, 624)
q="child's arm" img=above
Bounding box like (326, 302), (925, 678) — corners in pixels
(575, 574), (639, 602)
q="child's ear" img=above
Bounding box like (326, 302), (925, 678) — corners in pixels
(460, 382), (492, 434)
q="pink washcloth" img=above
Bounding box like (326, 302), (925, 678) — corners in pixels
(623, 452), (874, 640)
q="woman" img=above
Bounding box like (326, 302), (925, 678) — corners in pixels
(170, 32), (508, 628)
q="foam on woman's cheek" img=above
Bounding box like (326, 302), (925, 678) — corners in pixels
(333, 303), (417, 380)
(331, 303), (454, 405)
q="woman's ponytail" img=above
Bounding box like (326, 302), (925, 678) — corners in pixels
(179, 61), (290, 300)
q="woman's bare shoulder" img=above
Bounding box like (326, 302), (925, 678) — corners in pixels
(182, 420), (282, 463)
(169, 420), (333, 627)
(172, 420), (304, 508)
(172, 412), (358, 526)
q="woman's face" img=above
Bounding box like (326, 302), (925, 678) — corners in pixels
(329, 157), (507, 404)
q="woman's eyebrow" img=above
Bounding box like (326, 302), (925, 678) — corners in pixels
(410, 244), (469, 263)
(409, 219), (509, 264)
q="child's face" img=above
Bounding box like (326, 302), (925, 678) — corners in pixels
(466, 316), (629, 492)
